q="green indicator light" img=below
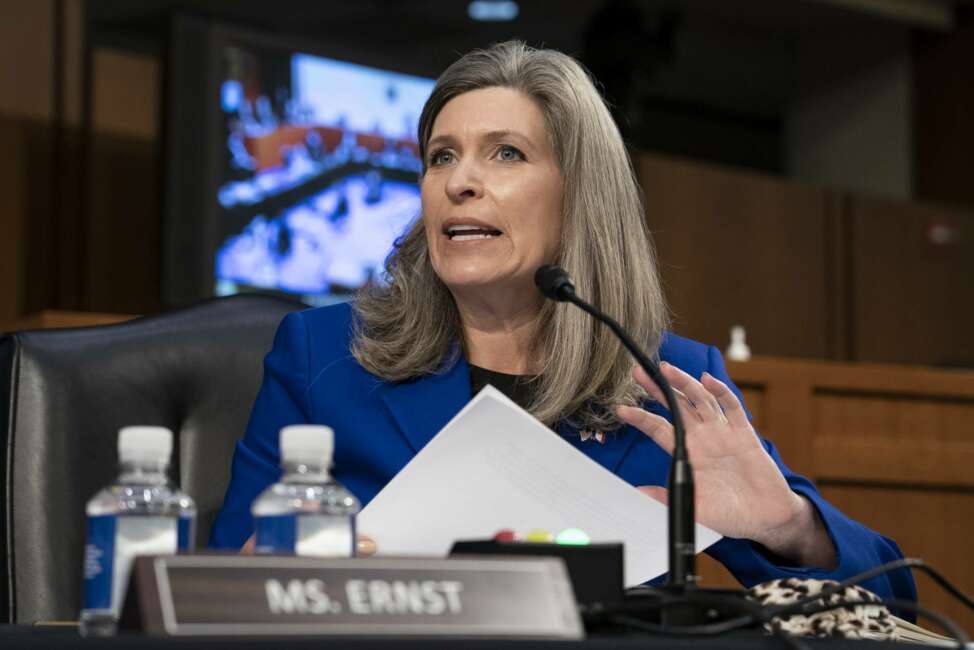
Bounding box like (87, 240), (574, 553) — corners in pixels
(555, 528), (590, 545)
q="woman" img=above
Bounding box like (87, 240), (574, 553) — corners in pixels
(211, 41), (914, 601)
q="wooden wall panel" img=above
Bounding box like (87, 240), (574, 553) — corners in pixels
(637, 152), (837, 360)
(821, 484), (974, 635)
(724, 356), (974, 634)
(697, 554), (742, 590)
(728, 362), (818, 478)
(83, 49), (162, 315)
(84, 132), (162, 315)
(812, 391), (974, 486)
(0, 42), (163, 326)
(0, 117), (64, 319)
(849, 197), (974, 367)
(0, 118), (28, 323)
(813, 392), (974, 444)
(0, 1), (54, 121)
(813, 435), (974, 488)
(636, 151), (974, 368)
(739, 386), (766, 432)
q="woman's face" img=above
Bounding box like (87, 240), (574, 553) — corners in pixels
(421, 87), (563, 299)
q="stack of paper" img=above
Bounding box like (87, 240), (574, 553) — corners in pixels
(358, 385), (721, 586)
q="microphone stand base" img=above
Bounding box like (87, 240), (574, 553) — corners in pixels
(620, 585), (761, 628)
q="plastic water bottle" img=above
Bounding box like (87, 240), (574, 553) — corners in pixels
(252, 425), (360, 557)
(80, 426), (196, 636)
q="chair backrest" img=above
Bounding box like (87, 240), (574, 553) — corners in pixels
(0, 294), (306, 623)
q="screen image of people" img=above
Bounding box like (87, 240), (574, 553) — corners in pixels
(214, 45), (435, 304)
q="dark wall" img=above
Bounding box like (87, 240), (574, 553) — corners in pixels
(7, 107), (974, 368)
(3, 3), (972, 368)
(0, 115), (162, 319)
(640, 151), (974, 367)
(915, 19), (974, 213)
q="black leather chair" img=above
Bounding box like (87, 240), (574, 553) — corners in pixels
(0, 294), (307, 623)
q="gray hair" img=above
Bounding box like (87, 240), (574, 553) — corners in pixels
(351, 40), (668, 431)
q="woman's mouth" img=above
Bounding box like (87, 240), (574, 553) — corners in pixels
(444, 224), (504, 241)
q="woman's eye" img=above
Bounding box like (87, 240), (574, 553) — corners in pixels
(429, 150), (454, 166)
(497, 145), (524, 162)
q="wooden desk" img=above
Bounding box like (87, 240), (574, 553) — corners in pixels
(1, 310), (136, 333)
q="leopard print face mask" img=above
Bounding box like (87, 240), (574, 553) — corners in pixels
(748, 578), (898, 641)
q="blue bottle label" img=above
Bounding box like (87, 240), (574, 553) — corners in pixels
(178, 515), (195, 551)
(83, 515), (117, 611)
(82, 515), (179, 616)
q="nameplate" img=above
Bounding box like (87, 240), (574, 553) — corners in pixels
(120, 554), (583, 639)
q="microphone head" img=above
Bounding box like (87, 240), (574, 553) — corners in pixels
(535, 265), (575, 301)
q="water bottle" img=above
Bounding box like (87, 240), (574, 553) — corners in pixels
(80, 426), (196, 636)
(252, 425), (360, 557)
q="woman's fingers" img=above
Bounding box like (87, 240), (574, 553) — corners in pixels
(632, 365), (703, 423)
(632, 364), (665, 402)
(637, 485), (669, 505)
(617, 405), (675, 454)
(700, 372), (750, 429)
(243, 533), (375, 557)
(356, 534), (377, 557)
(240, 534), (256, 555)
(659, 362), (726, 423)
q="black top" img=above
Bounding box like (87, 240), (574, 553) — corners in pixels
(469, 364), (538, 411)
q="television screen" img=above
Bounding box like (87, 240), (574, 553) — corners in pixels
(214, 45), (435, 305)
(166, 22), (436, 307)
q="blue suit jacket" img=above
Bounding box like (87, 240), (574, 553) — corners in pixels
(211, 302), (916, 602)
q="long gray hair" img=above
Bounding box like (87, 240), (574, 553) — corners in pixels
(352, 40), (668, 431)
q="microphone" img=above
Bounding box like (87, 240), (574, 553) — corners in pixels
(535, 264), (576, 301)
(534, 264), (696, 590)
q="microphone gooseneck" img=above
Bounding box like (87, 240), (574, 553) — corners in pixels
(534, 264), (696, 590)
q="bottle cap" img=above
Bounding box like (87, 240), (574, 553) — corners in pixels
(280, 425), (334, 466)
(726, 324), (752, 362)
(118, 426), (173, 465)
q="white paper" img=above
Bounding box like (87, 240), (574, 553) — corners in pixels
(113, 517), (177, 614)
(358, 385), (721, 586)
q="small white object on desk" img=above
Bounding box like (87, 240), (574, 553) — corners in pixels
(726, 325), (752, 362)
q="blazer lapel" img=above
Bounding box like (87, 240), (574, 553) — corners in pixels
(380, 354), (472, 454)
(559, 399), (668, 473)
(380, 352), (659, 473)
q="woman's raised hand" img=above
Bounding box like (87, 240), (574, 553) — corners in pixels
(617, 363), (836, 569)
(239, 533), (377, 557)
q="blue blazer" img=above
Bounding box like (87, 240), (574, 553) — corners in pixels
(211, 302), (916, 602)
